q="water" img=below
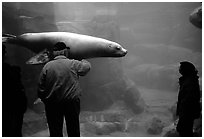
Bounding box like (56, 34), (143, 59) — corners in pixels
(2, 2), (202, 137)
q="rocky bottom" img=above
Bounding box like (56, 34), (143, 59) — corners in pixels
(22, 88), (201, 137)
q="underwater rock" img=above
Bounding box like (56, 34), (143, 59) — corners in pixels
(80, 110), (127, 123)
(79, 104), (134, 135)
(162, 122), (179, 137)
(146, 117), (165, 135)
(22, 109), (47, 136)
(123, 83), (146, 114)
(83, 121), (124, 135)
(123, 119), (139, 132)
(168, 102), (178, 120)
(100, 76), (146, 114)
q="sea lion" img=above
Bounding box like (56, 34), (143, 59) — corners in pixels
(3, 32), (127, 64)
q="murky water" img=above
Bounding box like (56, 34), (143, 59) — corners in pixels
(2, 2), (202, 137)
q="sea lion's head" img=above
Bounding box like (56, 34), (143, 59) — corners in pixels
(104, 41), (128, 58)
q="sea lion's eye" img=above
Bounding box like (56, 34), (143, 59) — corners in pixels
(116, 46), (121, 50)
(108, 45), (112, 48)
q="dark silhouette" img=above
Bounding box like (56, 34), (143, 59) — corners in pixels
(176, 61), (201, 137)
(37, 42), (91, 137)
(2, 44), (27, 137)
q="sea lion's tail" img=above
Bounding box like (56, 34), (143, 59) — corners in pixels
(2, 34), (16, 43)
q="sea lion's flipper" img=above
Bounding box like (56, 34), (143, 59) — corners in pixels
(26, 50), (50, 65)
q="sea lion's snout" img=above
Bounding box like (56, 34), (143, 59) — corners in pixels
(111, 42), (128, 57)
(122, 48), (128, 56)
(119, 46), (127, 57)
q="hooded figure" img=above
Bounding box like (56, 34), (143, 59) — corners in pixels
(176, 61), (201, 137)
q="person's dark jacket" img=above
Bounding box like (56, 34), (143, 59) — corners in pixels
(38, 56), (91, 104)
(176, 75), (201, 119)
(2, 63), (27, 113)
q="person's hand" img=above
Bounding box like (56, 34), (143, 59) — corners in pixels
(34, 98), (43, 104)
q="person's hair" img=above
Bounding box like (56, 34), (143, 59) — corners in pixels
(179, 61), (198, 76)
(51, 42), (69, 58)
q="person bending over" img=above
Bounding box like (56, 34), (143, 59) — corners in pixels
(37, 42), (91, 137)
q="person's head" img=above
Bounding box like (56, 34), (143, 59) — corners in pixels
(179, 61), (198, 76)
(52, 42), (70, 59)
